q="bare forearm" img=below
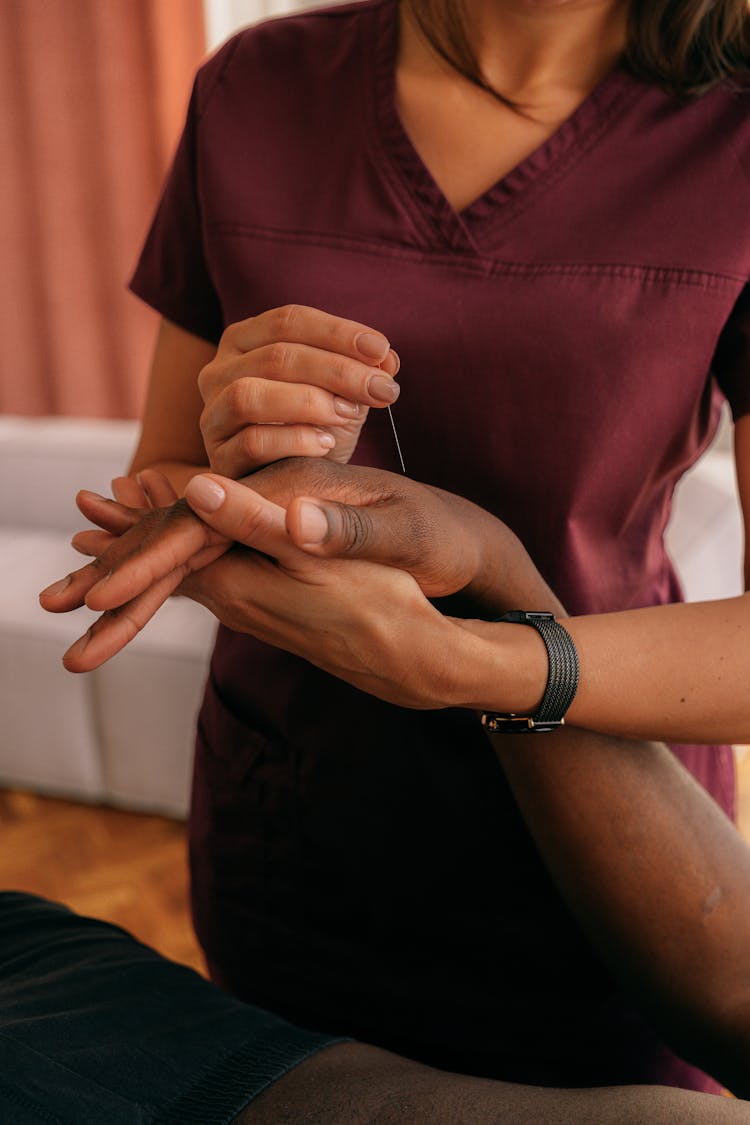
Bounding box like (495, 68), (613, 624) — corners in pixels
(244, 1041), (750, 1123)
(452, 528), (750, 1085)
(454, 593), (750, 745)
(451, 477), (750, 743)
(564, 596), (750, 743)
(491, 726), (750, 1096)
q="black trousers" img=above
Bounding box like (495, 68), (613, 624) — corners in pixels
(0, 892), (342, 1124)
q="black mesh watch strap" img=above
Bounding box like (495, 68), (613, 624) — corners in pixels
(481, 611), (580, 734)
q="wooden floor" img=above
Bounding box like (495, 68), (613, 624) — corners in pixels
(0, 750), (749, 978)
(0, 789), (205, 973)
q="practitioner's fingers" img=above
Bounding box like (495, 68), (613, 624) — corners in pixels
(183, 474), (298, 566)
(218, 305), (394, 372)
(198, 305), (401, 473)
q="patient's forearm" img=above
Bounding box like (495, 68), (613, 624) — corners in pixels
(242, 1040), (749, 1123)
(492, 727), (750, 1096)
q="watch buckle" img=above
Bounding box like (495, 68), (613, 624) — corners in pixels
(481, 713), (565, 734)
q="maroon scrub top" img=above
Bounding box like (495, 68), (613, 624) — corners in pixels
(131, 0), (750, 1093)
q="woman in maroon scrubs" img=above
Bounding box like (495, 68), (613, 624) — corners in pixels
(43, 0), (750, 1095)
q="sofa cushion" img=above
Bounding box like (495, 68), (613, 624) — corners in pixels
(0, 527), (215, 814)
(0, 416), (138, 534)
(0, 530), (103, 797)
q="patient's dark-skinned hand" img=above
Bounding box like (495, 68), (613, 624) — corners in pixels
(40, 457), (553, 674)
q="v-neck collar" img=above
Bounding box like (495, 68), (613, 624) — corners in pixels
(366, 0), (637, 254)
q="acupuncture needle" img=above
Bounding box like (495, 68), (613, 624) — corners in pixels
(387, 405), (406, 474)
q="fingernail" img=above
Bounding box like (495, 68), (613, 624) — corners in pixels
(368, 374), (400, 403)
(40, 575), (72, 598)
(315, 429), (336, 449)
(354, 331), (389, 361)
(333, 397), (360, 419)
(185, 475), (226, 512)
(298, 501), (329, 545)
(381, 349), (400, 376)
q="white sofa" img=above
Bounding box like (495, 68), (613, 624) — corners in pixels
(0, 412), (743, 817)
(665, 417), (743, 601)
(0, 416), (216, 817)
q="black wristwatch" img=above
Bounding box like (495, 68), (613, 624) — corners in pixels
(480, 611), (579, 734)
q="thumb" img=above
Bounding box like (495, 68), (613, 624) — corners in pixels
(287, 495), (405, 565)
(184, 473), (290, 558)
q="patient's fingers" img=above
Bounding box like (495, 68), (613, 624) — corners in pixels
(136, 469), (179, 509)
(44, 494), (145, 615)
(71, 530), (116, 556)
(84, 505), (225, 611)
(40, 555), (113, 612)
(285, 496), (385, 558)
(76, 490), (144, 535)
(62, 568), (184, 673)
(112, 476), (147, 508)
(61, 536), (228, 671)
(41, 502), (221, 614)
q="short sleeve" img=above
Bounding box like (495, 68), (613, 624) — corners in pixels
(129, 74), (225, 345)
(712, 285), (750, 420)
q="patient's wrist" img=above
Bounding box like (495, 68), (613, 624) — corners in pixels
(449, 618), (549, 715)
(463, 520), (563, 619)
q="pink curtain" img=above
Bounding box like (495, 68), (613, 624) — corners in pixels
(0, 0), (206, 419)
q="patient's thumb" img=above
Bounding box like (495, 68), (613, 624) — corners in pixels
(288, 498), (373, 558)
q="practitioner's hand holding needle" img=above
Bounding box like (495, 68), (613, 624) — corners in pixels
(196, 305), (401, 476)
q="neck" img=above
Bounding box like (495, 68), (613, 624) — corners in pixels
(405, 0), (629, 107)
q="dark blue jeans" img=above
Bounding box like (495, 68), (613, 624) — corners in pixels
(0, 893), (342, 1123)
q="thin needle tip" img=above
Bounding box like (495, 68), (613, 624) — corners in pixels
(387, 405), (406, 474)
